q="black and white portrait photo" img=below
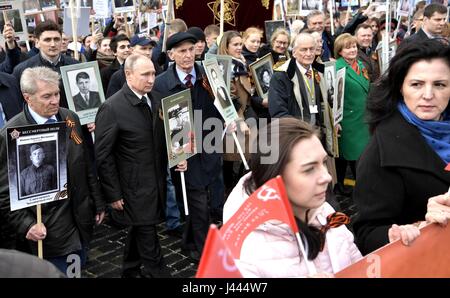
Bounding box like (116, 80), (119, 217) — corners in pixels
(39, 0), (57, 10)
(324, 61), (336, 108)
(256, 65), (272, 95)
(161, 89), (196, 168)
(264, 20), (285, 44)
(301, 0), (322, 11)
(168, 104), (191, 157)
(6, 123), (68, 211)
(23, 0), (41, 13)
(334, 67), (346, 124)
(19, 142), (58, 198)
(71, 71), (102, 112)
(0, 10), (24, 34)
(210, 68), (232, 111)
(249, 53), (274, 100)
(114, 0), (136, 13)
(61, 62), (106, 125)
(80, 0), (93, 7)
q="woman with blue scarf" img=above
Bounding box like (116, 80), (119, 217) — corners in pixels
(353, 40), (450, 255)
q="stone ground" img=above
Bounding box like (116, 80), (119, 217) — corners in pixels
(83, 186), (357, 278)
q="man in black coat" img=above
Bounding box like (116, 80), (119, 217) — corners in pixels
(100, 34), (130, 95)
(72, 71), (102, 111)
(0, 72), (23, 127)
(0, 67), (105, 274)
(153, 32), (224, 262)
(95, 54), (185, 278)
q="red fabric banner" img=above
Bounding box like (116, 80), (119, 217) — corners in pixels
(445, 163), (450, 171)
(174, 0), (274, 33)
(336, 224), (450, 278)
(196, 224), (242, 278)
(220, 176), (298, 259)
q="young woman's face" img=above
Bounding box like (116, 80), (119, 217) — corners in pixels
(244, 33), (261, 53)
(282, 136), (332, 220)
(227, 36), (243, 59)
(402, 58), (450, 121)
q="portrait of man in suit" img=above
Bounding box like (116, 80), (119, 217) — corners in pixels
(72, 71), (102, 112)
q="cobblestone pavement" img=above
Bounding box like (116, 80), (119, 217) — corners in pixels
(83, 192), (357, 278)
(83, 220), (198, 278)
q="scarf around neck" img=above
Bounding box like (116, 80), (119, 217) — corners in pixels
(398, 101), (450, 164)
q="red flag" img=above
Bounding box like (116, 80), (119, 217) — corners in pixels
(196, 225), (242, 278)
(445, 163), (450, 171)
(220, 176), (298, 259)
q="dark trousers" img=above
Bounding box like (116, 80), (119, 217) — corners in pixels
(335, 157), (357, 185)
(170, 169), (210, 255)
(122, 225), (169, 277)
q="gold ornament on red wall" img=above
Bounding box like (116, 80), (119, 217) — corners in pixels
(207, 0), (240, 27)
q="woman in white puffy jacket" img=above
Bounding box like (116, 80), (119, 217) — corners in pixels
(223, 118), (362, 277)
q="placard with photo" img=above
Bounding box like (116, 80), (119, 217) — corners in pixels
(113, 0), (136, 13)
(334, 67), (346, 124)
(324, 61), (337, 118)
(161, 89), (197, 168)
(249, 53), (274, 100)
(60, 61), (106, 125)
(6, 122), (68, 211)
(205, 53), (232, 94)
(203, 58), (239, 124)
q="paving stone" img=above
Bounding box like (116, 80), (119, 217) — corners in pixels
(86, 262), (120, 276)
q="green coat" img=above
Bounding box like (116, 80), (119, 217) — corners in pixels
(336, 58), (370, 161)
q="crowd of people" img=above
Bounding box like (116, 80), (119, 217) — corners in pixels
(0, 0), (449, 278)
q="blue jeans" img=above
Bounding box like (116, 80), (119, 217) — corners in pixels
(46, 247), (87, 277)
(166, 167), (181, 230)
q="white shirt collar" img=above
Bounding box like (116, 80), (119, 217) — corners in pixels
(175, 65), (196, 85)
(128, 84), (151, 108)
(28, 105), (57, 124)
(296, 61), (312, 76)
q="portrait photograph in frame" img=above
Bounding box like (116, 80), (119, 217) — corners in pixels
(161, 89), (197, 168)
(334, 67), (346, 125)
(249, 53), (274, 100)
(205, 53), (232, 94)
(324, 60), (336, 114)
(60, 61), (106, 125)
(264, 20), (285, 44)
(113, 0), (136, 14)
(140, 0), (162, 12)
(203, 58), (239, 124)
(6, 122), (68, 211)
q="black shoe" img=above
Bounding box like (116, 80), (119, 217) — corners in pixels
(187, 250), (200, 264)
(333, 183), (353, 197)
(121, 270), (142, 278)
(166, 226), (183, 238)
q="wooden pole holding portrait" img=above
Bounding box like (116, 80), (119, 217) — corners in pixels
(36, 204), (43, 259)
(162, 0), (174, 53)
(69, 0), (80, 61)
(220, 0), (225, 36)
(329, 0), (334, 36)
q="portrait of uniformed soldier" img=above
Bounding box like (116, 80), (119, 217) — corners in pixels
(169, 107), (190, 156)
(20, 143), (57, 197)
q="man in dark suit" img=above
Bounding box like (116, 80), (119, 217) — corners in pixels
(0, 67), (105, 274)
(95, 54), (186, 278)
(403, 3), (447, 45)
(72, 72), (101, 112)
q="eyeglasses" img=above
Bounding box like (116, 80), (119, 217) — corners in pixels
(274, 40), (288, 46)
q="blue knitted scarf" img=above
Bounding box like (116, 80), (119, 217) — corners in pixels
(398, 101), (450, 164)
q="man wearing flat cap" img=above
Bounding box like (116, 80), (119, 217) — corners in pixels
(153, 32), (224, 262)
(20, 143), (57, 197)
